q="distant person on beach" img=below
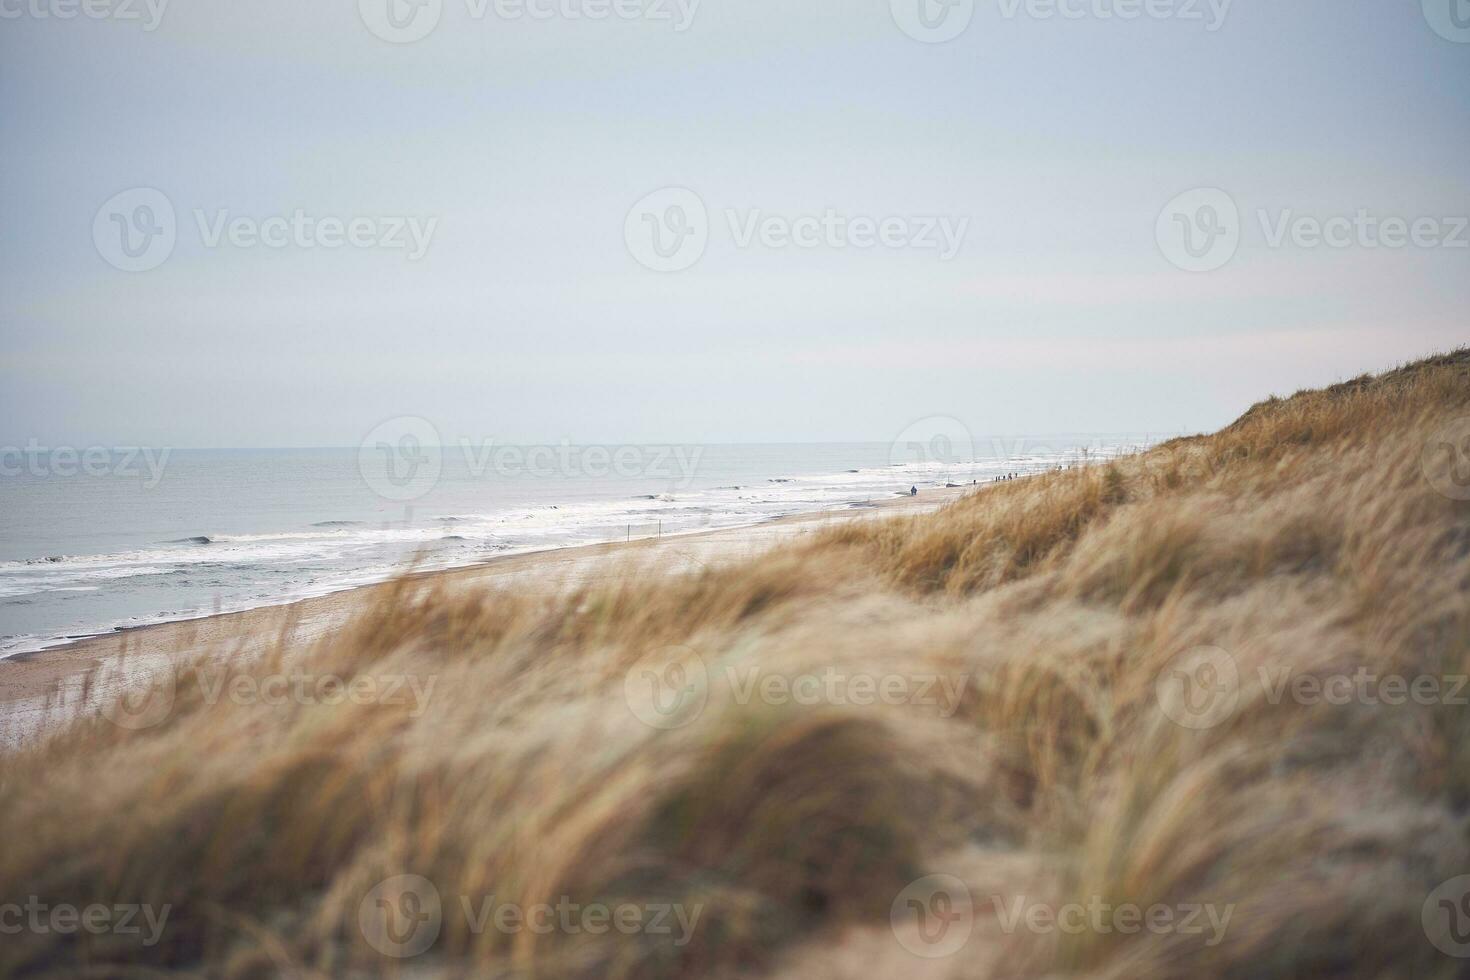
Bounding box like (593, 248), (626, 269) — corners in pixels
(910, 486), (917, 496)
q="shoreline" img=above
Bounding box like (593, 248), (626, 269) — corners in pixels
(0, 486), (975, 741)
(0, 492), (913, 665)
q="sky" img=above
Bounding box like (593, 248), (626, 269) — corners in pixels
(1, 0), (1467, 448)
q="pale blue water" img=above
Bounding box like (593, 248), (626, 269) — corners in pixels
(0, 436), (1157, 655)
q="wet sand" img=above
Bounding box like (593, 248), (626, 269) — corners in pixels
(0, 487), (974, 743)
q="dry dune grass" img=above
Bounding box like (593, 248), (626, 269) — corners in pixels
(2, 351), (1468, 978)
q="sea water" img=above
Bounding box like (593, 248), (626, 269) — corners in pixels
(0, 436), (1157, 655)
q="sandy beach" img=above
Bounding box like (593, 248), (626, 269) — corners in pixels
(5, 354), (1468, 979)
(0, 486), (972, 743)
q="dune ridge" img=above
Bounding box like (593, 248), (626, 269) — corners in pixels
(2, 350), (1468, 978)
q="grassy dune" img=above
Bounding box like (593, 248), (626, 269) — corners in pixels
(2, 351), (1469, 978)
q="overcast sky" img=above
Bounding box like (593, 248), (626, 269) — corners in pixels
(1, 0), (1466, 448)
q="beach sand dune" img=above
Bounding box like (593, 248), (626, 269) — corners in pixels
(1, 352), (1468, 979)
(0, 490), (967, 745)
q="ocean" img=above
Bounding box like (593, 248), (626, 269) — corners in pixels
(0, 435), (1159, 656)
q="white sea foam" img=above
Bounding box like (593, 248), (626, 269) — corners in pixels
(0, 440), (1153, 657)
